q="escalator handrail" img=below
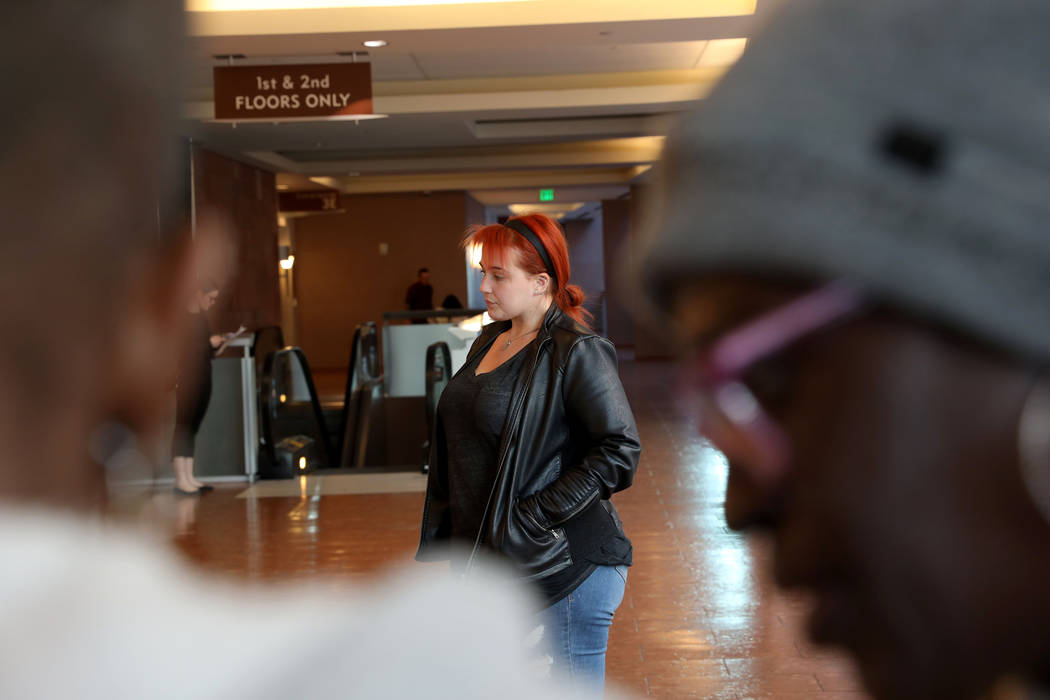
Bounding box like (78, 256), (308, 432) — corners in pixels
(334, 322), (381, 462)
(422, 341), (452, 471)
(424, 341), (451, 431)
(259, 346), (336, 468)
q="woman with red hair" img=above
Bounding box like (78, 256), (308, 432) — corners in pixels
(417, 213), (641, 694)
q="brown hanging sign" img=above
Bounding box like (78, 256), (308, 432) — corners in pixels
(213, 63), (374, 120)
(278, 190), (341, 213)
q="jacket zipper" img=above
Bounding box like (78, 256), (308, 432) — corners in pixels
(521, 508), (560, 540)
(464, 336), (551, 575)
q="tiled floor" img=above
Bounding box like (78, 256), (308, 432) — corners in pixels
(170, 359), (866, 698)
(235, 471), (428, 498)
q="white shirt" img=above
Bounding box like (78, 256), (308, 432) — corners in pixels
(0, 508), (618, 699)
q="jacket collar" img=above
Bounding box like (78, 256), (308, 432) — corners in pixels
(539, 301), (565, 337)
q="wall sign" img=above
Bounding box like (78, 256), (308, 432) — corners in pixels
(278, 190), (341, 212)
(213, 63), (374, 120)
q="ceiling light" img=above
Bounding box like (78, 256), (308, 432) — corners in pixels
(191, 0), (525, 9)
(697, 38), (749, 68)
(508, 202), (585, 216)
(363, 40), (387, 48)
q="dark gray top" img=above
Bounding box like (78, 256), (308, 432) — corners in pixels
(439, 343), (528, 546)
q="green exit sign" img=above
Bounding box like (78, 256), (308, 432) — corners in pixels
(539, 189), (554, 202)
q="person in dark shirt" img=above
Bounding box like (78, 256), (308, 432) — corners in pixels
(418, 214), (640, 695)
(405, 267), (433, 324)
(171, 281), (226, 495)
(632, 1), (1050, 698)
(0, 3), (633, 696)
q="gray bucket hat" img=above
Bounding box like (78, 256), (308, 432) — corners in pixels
(635, 0), (1050, 360)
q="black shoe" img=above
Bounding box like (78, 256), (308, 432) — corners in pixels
(197, 484), (214, 492)
(174, 486), (200, 496)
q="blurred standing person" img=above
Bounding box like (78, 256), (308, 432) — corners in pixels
(0, 3), (614, 698)
(633, 0), (1050, 698)
(406, 266), (433, 324)
(171, 280), (223, 495)
(432, 293), (464, 324)
(418, 214), (641, 696)
(439, 293), (463, 311)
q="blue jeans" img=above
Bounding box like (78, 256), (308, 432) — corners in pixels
(535, 565), (628, 697)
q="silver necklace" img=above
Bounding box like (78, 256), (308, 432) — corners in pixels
(502, 328), (539, 349)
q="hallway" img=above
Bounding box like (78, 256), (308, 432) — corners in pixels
(172, 359), (865, 698)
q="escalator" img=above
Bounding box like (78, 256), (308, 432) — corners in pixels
(331, 322), (384, 468)
(255, 322), (382, 477)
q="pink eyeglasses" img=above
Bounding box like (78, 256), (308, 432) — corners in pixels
(687, 281), (866, 486)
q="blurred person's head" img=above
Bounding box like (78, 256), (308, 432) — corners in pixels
(192, 281), (221, 313)
(418, 267), (431, 285)
(1, 2), (227, 510)
(633, 0), (1050, 698)
(466, 214), (588, 326)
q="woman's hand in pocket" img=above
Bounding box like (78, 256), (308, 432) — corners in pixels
(513, 496), (555, 542)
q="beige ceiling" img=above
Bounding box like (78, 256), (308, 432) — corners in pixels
(182, 0), (777, 206)
(187, 0), (757, 33)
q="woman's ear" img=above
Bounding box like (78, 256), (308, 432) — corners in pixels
(534, 273), (550, 296)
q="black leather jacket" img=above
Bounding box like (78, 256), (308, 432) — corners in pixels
(416, 304), (641, 581)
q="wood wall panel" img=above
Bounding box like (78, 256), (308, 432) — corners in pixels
(192, 147), (280, 333)
(293, 191), (472, 370)
(602, 197), (635, 348)
(629, 183), (673, 359)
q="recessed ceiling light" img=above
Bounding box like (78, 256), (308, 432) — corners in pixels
(192, 1), (529, 10)
(696, 38), (749, 67)
(508, 202), (585, 216)
(363, 40), (387, 48)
